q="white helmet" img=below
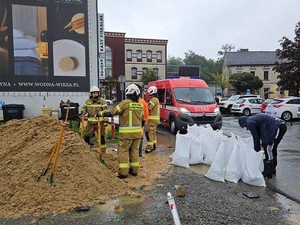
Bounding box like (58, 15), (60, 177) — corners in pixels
(147, 86), (157, 95)
(90, 86), (100, 93)
(125, 84), (140, 95)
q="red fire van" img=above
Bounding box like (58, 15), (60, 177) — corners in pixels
(146, 77), (222, 134)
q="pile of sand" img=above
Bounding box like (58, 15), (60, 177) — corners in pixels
(0, 116), (131, 218)
(0, 116), (172, 218)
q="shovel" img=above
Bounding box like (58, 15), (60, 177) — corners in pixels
(37, 104), (70, 183)
(80, 114), (86, 138)
(98, 116), (105, 164)
(111, 116), (115, 139)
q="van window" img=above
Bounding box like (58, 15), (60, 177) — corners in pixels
(174, 88), (215, 104)
(166, 89), (173, 105)
(157, 89), (165, 103)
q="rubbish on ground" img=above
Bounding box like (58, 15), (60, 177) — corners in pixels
(175, 185), (186, 197)
(167, 192), (181, 225)
(243, 191), (260, 199)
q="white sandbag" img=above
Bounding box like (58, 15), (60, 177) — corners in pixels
(225, 134), (242, 183)
(171, 132), (190, 168)
(238, 137), (266, 187)
(239, 136), (264, 173)
(189, 136), (204, 164)
(202, 127), (223, 165)
(205, 135), (231, 182)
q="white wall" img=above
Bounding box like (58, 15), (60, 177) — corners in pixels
(0, 92), (89, 118)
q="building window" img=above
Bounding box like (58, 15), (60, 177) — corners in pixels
(147, 51), (152, 62)
(126, 49), (132, 61)
(236, 66), (243, 70)
(105, 46), (112, 78)
(156, 51), (162, 62)
(137, 50), (142, 62)
(131, 67), (137, 79)
(250, 71), (255, 76)
(264, 71), (269, 80)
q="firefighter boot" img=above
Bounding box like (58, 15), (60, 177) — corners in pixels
(153, 143), (156, 151)
(263, 160), (273, 179)
(129, 168), (138, 176)
(84, 136), (90, 145)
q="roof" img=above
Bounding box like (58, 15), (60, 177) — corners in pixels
(224, 51), (280, 66)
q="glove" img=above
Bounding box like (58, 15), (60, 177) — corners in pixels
(95, 112), (102, 118)
(102, 111), (113, 117)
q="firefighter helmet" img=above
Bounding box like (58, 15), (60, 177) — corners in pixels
(147, 86), (157, 95)
(125, 84), (140, 95)
(90, 86), (100, 93)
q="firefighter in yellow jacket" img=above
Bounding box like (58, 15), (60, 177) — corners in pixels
(99, 84), (144, 178)
(82, 86), (107, 150)
(145, 86), (160, 153)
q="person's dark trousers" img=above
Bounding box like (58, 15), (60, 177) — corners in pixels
(262, 144), (273, 178)
(272, 123), (287, 174)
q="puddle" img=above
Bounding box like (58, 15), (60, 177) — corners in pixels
(275, 193), (300, 225)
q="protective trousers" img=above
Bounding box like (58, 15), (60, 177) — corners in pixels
(84, 121), (106, 149)
(146, 122), (157, 150)
(118, 138), (140, 176)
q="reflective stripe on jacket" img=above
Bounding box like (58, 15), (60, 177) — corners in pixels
(104, 99), (144, 139)
(148, 97), (160, 123)
(82, 97), (107, 118)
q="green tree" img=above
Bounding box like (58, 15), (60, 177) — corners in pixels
(140, 68), (158, 86)
(209, 72), (229, 96)
(274, 21), (300, 96)
(217, 44), (235, 56)
(229, 72), (263, 94)
(183, 50), (221, 84)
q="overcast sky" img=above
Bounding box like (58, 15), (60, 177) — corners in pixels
(98, 0), (300, 60)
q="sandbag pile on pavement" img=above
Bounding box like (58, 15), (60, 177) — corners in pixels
(171, 124), (265, 187)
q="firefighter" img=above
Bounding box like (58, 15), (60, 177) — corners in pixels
(81, 86), (107, 151)
(145, 86), (160, 153)
(99, 84), (144, 178)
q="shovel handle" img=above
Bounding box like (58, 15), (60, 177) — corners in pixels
(97, 116), (105, 164)
(80, 115), (85, 138)
(111, 117), (115, 139)
(50, 121), (67, 183)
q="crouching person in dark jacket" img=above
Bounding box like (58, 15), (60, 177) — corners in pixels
(238, 114), (287, 178)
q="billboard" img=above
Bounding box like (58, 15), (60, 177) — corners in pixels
(178, 66), (200, 77)
(0, 0), (90, 92)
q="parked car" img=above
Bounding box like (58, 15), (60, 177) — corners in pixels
(297, 106), (300, 118)
(105, 99), (114, 105)
(261, 98), (274, 113)
(218, 94), (260, 113)
(231, 97), (264, 116)
(265, 96), (300, 121)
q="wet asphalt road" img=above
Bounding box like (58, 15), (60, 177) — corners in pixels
(1, 115), (300, 224)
